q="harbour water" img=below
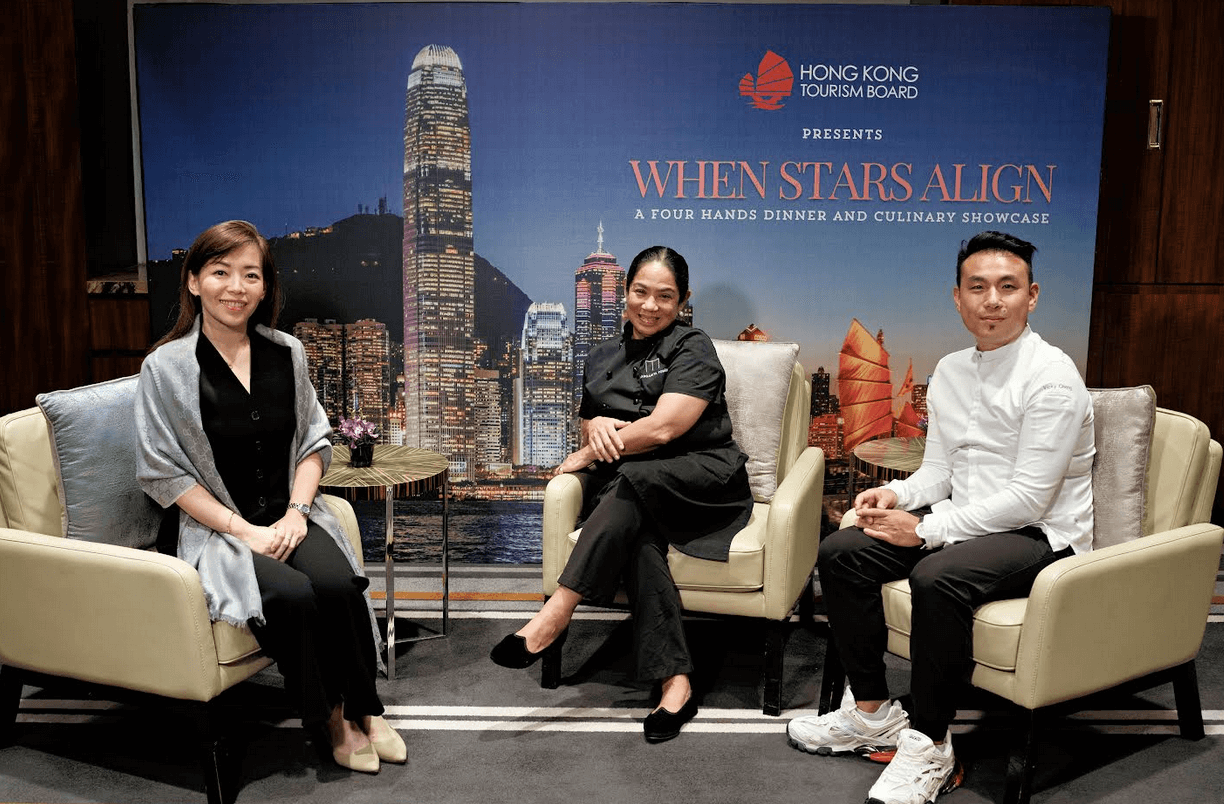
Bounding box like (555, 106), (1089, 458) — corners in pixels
(352, 498), (543, 564)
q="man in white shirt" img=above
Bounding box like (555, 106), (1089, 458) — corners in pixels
(787, 232), (1095, 804)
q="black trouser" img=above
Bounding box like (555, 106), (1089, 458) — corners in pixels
(249, 524), (383, 728)
(818, 519), (1072, 740)
(557, 475), (693, 682)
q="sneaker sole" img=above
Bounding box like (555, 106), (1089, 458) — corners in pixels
(787, 736), (897, 758)
(862, 759), (965, 804)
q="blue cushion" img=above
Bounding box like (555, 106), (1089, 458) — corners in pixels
(36, 376), (162, 549)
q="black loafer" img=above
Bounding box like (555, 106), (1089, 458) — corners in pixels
(643, 697), (699, 743)
(490, 628), (568, 669)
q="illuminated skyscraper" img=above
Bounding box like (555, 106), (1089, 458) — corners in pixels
(807, 412), (844, 460)
(294, 318), (391, 438)
(810, 366), (835, 416)
(473, 367), (506, 468)
(293, 319), (345, 421)
(403, 44), (475, 480)
(345, 319), (391, 438)
(572, 223), (624, 406)
(912, 383), (929, 420)
(516, 303), (573, 467)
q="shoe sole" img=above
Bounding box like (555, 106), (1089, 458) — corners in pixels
(787, 736), (896, 758)
(862, 759), (965, 804)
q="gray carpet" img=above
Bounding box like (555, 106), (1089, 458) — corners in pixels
(3, 564), (1223, 804)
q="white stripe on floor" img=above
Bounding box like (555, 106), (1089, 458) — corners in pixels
(19, 702), (1224, 737)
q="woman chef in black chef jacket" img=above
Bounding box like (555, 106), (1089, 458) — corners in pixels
(490, 245), (753, 743)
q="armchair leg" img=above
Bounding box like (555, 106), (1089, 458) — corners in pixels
(796, 576), (817, 625)
(816, 624), (844, 715)
(0, 664), (23, 747)
(1003, 708), (1039, 804)
(763, 620), (787, 716)
(1171, 660), (1205, 740)
(198, 699), (241, 804)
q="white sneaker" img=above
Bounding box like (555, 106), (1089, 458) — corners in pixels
(865, 728), (961, 804)
(787, 699), (909, 757)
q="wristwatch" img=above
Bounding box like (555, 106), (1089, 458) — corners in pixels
(287, 502), (311, 518)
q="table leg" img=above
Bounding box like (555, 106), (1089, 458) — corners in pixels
(384, 485), (396, 680)
(441, 473), (449, 636)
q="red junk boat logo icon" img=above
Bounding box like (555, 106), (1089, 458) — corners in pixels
(739, 50), (794, 110)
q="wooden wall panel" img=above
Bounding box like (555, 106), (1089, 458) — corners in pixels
(0, 0), (90, 415)
(87, 297), (152, 351)
(1091, 0), (1171, 287)
(1092, 286), (1224, 417)
(1157, 0), (1224, 284)
(88, 295), (151, 383)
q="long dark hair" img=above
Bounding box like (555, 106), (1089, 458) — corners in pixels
(151, 220), (281, 351)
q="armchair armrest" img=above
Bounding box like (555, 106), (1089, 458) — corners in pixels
(0, 528), (231, 702)
(760, 446), (826, 620)
(1013, 522), (1224, 709)
(319, 493), (363, 568)
(541, 473), (584, 596)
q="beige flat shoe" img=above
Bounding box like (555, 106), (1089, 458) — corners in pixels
(333, 741), (380, 774)
(367, 715), (407, 764)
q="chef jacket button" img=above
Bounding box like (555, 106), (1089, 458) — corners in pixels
(258, 496), (267, 507)
(250, 410), (261, 421)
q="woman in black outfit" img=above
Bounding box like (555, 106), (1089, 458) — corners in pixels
(491, 246), (754, 742)
(135, 221), (405, 774)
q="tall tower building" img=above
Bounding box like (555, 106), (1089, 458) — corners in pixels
(516, 303), (573, 467)
(402, 44), (476, 480)
(573, 223), (624, 406)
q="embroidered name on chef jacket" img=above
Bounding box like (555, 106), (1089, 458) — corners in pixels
(638, 358), (667, 380)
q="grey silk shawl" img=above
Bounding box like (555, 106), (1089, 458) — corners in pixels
(135, 318), (383, 667)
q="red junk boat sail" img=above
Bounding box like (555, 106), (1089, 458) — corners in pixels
(837, 319), (923, 454)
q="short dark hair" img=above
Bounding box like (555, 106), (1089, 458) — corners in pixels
(956, 231), (1036, 285)
(626, 246), (689, 298)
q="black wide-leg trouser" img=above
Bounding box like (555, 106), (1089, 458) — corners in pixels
(818, 519), (1072, 740)
(249, 524), (384, 728)
(558, 475), (694, 682)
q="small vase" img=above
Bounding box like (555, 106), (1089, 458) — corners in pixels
(350, 442), (374, 468)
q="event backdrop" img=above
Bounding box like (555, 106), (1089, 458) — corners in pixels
(134, 2), (1110, 563)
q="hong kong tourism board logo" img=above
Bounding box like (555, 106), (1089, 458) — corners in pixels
(740, 51), (794, 110)
(740, 50), (921, 109)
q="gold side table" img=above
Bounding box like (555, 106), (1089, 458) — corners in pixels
(320, 444), (449, 680)
(848, 436), (927, 504)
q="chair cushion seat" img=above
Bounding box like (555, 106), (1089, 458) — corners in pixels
(565, 502), (768, 593)
(882, 580), (1028, 672)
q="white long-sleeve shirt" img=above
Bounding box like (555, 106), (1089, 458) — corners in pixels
(885, 326), (1095, 554)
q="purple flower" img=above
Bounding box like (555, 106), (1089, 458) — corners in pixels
(337, 416), (380, 448)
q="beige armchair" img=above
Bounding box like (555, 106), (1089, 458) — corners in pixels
(820, 394), (1223, 804)
(0, 391), (364, 804)
(542, 339), (825, 715)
